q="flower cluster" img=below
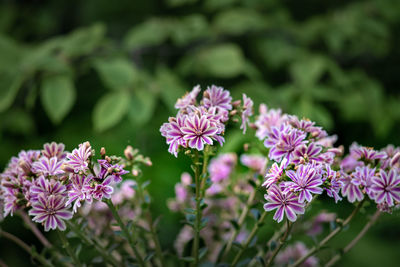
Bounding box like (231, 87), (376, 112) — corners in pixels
(255, 106), (344, 222)
(0, 141), (136, 231)
(340, 143), (400, 212)
(160, 85), (254, 157)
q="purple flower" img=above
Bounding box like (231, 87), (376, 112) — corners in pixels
(85, 177), (114, 201)
(65, 142), (92, 173)
(350, 143), (387, 161)
(264, 184), (305, 222)
(285, 164), (323, 203)
(42, 142), (66, 160)
(181, 114), (218, 151)
(353, 166), (376, 199)
(30, 176), (66, 202)
(341, 173), (364, 203)
(32, 157), (64, 177)
(262, 159), (288, 188)
(29, 194), (73, 231)
(371, 170), (400, 207)
(240, 154), (267, 175)
(209, 153), (237, 183)
(202, 85), (232, 111)
(164, 115), (188, 157)
(175, 85), (201, 109)
(240, 94), (253, 134)
(287, 116), (327, 139)
(255, 104), (287, 140)
(322, 165), (343, 203)
(265, 126), (307, 163)
(96, 159), (128, 183)
(292, 143), (323, 165)
(66, 174), (93, 213)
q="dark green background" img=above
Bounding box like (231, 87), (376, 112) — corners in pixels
(0, 0), (399, 266)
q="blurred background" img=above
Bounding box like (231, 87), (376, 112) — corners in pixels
(0, 0), (400, 266)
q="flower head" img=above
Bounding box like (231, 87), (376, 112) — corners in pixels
(255, 104), (287, 140)
(262, 159), (288, 188)
(240, 154), (267, 175)
(371, 170), (400, 207)
(65, 142), (92, 173)
(181, 114), (218, 151)
(29, 194), (73, 231)
(202, 85), (232, 111)
(264, 184), (305, 222)
(175, 85), (201, 109)
(209, 153), (237, 183)
(42, 142), (66, 160)
(32, 157), (64, 177)
(285, 164), (323, 203)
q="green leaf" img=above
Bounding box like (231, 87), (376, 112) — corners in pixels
(124, 19), (171, 50)
(179, 44), (246, 78)
(170, 14), (208, 45)
(155, 66), (186, 113)
(59, 23), (106, 57)
(94, 58), (137, 90)
(93, 91), (130, 132)
(290, 56), (327, 87)
(0, 70), (24, 112)
(213, 8), (266, 35)
(40, 74), (76, 124)
(128, 87), (156, 126)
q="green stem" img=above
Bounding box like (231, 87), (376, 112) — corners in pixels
(57, 230), (82, 267)
(265, 220), (292, 267)
(222, 177), (259, 260)
(289, 200), (365, 267)
(0, 229), (54, 267)
(231, 211), (268, 267)
(106, 199), (146, 267)
(191, 151), (202, 267)
(66, 221), (120, 267)
(325, 209), (381, 267)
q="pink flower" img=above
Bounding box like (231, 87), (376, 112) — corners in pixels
(29, 194), (73, 231)
(264, 184), (305, 222)
(175, 85), (201, 109)
(32, 157), (64, 177)
(371, 170), (400, 207)
(240, 154), (267, 174)
(202, 85), (232, 111)
(65, 142), (92, 173)
(181, 114), (218, 151)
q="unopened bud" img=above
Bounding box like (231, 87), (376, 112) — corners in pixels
(144, 157), (152, 166)
(132, 168), (140, 176)
(203, 91), (210, 99)
(327, 147), (344, 156)
(61, 164), (75, 173)
(83, 141), (91, 149)
(243, 143), (250, 152)
(100, 147), (106, 157)
(232, 118), (239, 123)
(249, 123), (257, 130)
(18, 160), (31, 174)
(124, 145), (134, 160)
(232, 100), (241, 107)
(229, 110), (238, 116)
(105, 156), (111, 163)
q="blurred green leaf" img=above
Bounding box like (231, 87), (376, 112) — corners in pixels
(124, 19), (170, 50)
(94, 58), (137, 90)
(290, 56), (327, 87)
(0, 70), (24, 113)
(213, 8), (266, 35)
(179, 44), (247, 78)
(170, 14), (208, 45)
(0, 109), (34, 135)
(41, 74), (76, 124)
(156, 66), (186, 113)
(128, 87), (157, 126)
(59, 23), (106, 57)
(93, 91), (130, 132)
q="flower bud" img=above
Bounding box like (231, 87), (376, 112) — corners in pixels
(124, 145), (134, 160)
(100, 147), (106, 157)
(232, 100), (241, 107)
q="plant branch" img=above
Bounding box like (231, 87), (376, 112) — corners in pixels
(289, 200), (365, 267)
(18, 211), (52, 249)
(325, 209), (381, 267)
(106, 199), (146, 267)
(0, 229), (53, 267)
(231, 211), (268, 267)
(265, 220), (292, 267)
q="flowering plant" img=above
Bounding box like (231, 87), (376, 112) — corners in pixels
(1, 86), (399, 267)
